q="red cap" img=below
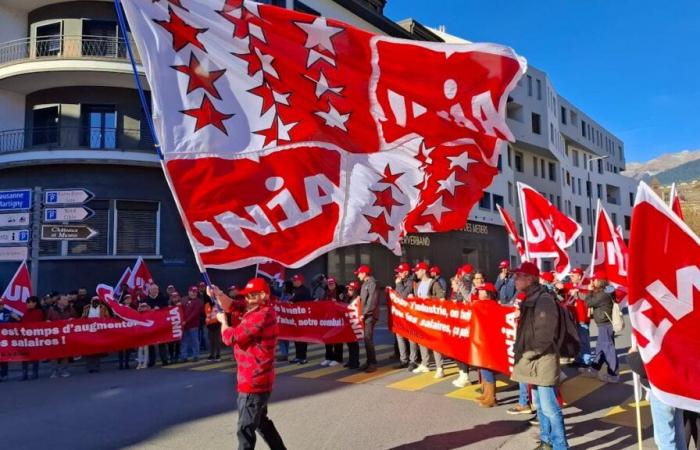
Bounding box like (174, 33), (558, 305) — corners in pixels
(571, 267), (584, 276)
(394, 262), (411, 273)
(413, 262), (429, 272)
(347, 281), (360, 290)
(354, 265), (371, 275)
(456, 264), (473, 276)
(513, 262), (540, 278)
(593, 270), (607, 280)
(327, 277), (337, 284)
(479, 282), (498, 294)
(429, 266), (441, 275)
(498, 260), (510, 269)
(239, 278), (270, 296)
(540, 272), (555, 283)
(188, 286), (198, 293)
(291, 274), (305, 283)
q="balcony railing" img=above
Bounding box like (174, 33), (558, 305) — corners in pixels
(0, 126), (154, 154)
(0, 35), (140, 68)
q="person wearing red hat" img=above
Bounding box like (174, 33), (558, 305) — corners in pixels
(394, 263), (419, 371)
(340, 281), (361, 369)
(429, 266), (448, 294)
(289, 274), (312, 364)
(450, 269), (474, 388)
(180, 287), (204, 363)
(355, 265), (379, 372)
(495, 260), (516, 303)
(411, 262), (447, 378)
(208, 279), (287, 450)
(581, 272), (620, 383)
(320, 277), (345, 368)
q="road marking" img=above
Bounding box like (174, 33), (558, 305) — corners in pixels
(601, 396), (652, 429)
(191, 361), (235, 371)
(337, 365), (403, 384)
(295, 346), (394, 379)
(164, 359), (209, 369)
(560, 375), (606, 404)
(445, 380), (510, 401)
(387, 367), (459, 391)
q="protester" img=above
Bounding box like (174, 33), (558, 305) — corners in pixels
(82, 295), (111, 373)
(580, 272), (619, 383)
(180, 289), (204, 362)
(356, 265), (379, 373)
(559, 268), (592, 367)
(470, 271), (485, 300)
(393, 263), (419, 371)
(0, 298), (20, 380)
(145, 284), (170, 367)
(204, 294), (222, 362)
(511, 262), (568, 450)
(21, 296), (45, 380)
(288, 274), (311, 364)
(168, 291), (183, 362)
(276, 281), (292, 362)
(494, 260), (516, 303)
(136, 300), (151, 370)
(73, 287), (90, 317)
(118, 294), (135, 370)
(474, 282), (500, 408)
(310, 274), (327, 300)
(341, 281), (361, 369)
(451, 265), (474, 388)
(411, 262), (446, 378)
(197, 281), (211, 353)
(429, 266), (447, 293)
(320, 277), (344, 367)
(47, 295), (76, 378)
(209, 279), (287, 450)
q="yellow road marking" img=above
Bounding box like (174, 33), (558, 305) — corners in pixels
(191, 360), (235, 371)
(601, 395), (652, 429)
(560, 375), (605, 405)
(338, 365), (403, 384)
(387, 367), (459, 391)
(445, 380), (510, 401)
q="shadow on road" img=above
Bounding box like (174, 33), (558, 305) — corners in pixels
(385, 420), (529, 450)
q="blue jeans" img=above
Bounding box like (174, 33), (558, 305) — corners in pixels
(532, 385), (569, 449)
(480, 369), (495, 383)
(576, 323), (592, 365)
(180, 328), (200, 360)
(518, 382), (530, 407)
(278, 340), (289, 357)
(649, 390), (685, 450)
(592, 323), (618, 375)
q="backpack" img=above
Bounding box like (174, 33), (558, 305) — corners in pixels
(555, 301), (581, 359)
(605, 298), (625, 334)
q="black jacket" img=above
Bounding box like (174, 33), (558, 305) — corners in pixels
(289, 285), (312, 302)
(585, 290), (614, 325)
(360, 276), (379, 319)
(513, 284), (560, 363)
(394, 276), (413, 299)
(146, 293), (169, 309)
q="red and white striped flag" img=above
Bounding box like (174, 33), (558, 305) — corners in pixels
(496, 204), (527, 261)
(114, 267), (132, 296)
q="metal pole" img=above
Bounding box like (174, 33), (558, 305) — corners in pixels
(587, 167), (594, 252)
(29, 186), (41, 291)
(632, 372), (644, 450)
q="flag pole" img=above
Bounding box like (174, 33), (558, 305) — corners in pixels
(114, 0), (220, 309)
(632, 371), (644, 450)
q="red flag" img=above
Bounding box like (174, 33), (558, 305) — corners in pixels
(496, 204), (527, 261)
(121, 0), (526, 269)
(591, 201), (628, 287)
(628, 182), (700, 412)
(517, 182), (581, 275)
(0, 261), (32, 317)
(127, 257), (155, 295)
(669, 183), (684, 220)
(96, 284), (155, 327)
(114, 267), (132, 296)
(257, 261), (286, 283)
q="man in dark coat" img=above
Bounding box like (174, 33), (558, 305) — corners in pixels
(356, 265), (379, 373)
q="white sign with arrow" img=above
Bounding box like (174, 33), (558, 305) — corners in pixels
(43, 207), (94, 223)
(44, 189), (94, 205)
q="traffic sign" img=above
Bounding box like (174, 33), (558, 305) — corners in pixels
(0, 229), (30, 244)
(0, 212), (30, 228)
(43, 207), (94, 223)
(44, 189), (94, 205)
(0, 246), (28, 261)
(41, 225), (98, 240)
(0, 189), (32, 211)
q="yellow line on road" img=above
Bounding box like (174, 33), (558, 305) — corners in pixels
(601, 395), (652, 429)
(191, 360), (235, 371)
(560, 375), (605, 405)
(387, 367), (459, 391)
(445, 380), (510, 401)
(337, 365), (403, 384)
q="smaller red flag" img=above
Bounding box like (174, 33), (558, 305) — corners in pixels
(0, 260), (32, 317)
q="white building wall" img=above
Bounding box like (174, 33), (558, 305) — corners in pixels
(0, 5), (27, 43)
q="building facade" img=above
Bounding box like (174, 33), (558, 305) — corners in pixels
(0, 0), (634, 294)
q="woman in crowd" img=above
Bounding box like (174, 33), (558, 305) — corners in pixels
(168, 291), (184, 363)
(136, 299), (151, 369)
(118, 294), (136, 370)
(473, 282), (501, 408)
(320, 277), (344, 367)
(21, 296), (45, 380)
(340, 281), (361, 369)
(205, 296), (222, 362)
(450, 266), (473, 388)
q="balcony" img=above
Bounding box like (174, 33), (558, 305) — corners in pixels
(0, 35), (145, 93)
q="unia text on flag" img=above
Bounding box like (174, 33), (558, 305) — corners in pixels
(0, 260), (32, 317)
(669, 183), (685, 220)
(517, 182), (581, 275)
(127, 256), (155, 296)
(114, 266), (132, 296)
(119, 0), (526, 270)
(496, 204), (527, 261)
(627, 182), (700, 412)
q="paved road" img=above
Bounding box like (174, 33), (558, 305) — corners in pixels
(0, 321), (669, 450)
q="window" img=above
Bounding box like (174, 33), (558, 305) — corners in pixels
(82, 20), (120, 57)
(581, 120), (587, 137)
(527, 75), (533, 96)
(566, 171), (571, 186)
(35, 22), (62, 57)
(598, 159), (604, 174)
(533, 156), (538, 176)
(586, 181), (592, 197)
(536, 79), (542, 100)
(578, 178), (582, 195)
(81, 104), (117, 149)
(597, 184), (602, 199)
(575, 239), (579, 253)
(589, 237), (594, 253)
(625, 215), (631, 230)
(572, 149), (580, 167)
(497, 154), (502, 172)
(548, 162), (556, 181)
(32, 105), (60, 146)
(116, 201), (159, 255)
(508, 182), (514, 205)
(571, 177), (576, 194)
(611, 213), (618, 227)
(561, 107), (567, 124)
(556, 196), (561, 210)
(629, 192), (634, 207)
(507, 146), (512, 167)
(550, 123), (554, 142)
(478, 192), (492, 210)
(515, 151), (523, 172)
(531, 113), (541, 134)
(587, 208), (592, 225)
(493, 194), (504, 209)
(570, 110), (578, 126)
(540, 159), (545, 179)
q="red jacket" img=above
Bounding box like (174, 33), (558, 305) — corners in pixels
(181, 297), (203, 330)
(22, 309), (45, 323)
(222, 303), (278, 394)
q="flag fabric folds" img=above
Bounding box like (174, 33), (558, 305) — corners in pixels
(496, 204), (527, 261)
(0, 261), (32, 317)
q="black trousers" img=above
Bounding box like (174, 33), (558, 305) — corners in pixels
(685, 409), (700, 448)
(22, 361), (39, 378)
(346, 342), (360, 368)
(0, 362), (8, 378)
(237, 392), (287, 450)
(208, 324), (222, 359)
(294, 342), (307, 360)
(324, 343), (343, 362)
(149, 344), (170, 366)
(168, 341), (181, 362)
(363, 317), (377, 365)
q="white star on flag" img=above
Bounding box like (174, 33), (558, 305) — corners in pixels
(255, 47), (278, 79)
(414, 223), (434, 233)
(272, 90), (290, 106)
(436, 171), (464, 196)
(447, 153), (478, 171)
(277, 117), (298, 141)
(295, 17), (344, 54)
(307, 49), (336, 68)
(422, 196), (451, 221)
(306, 71), (344, 98)
(315, 104), (350, 131)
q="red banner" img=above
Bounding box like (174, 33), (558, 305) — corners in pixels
(0, 307), (183, 362)
(388, 289), (517, 375)
(274, 299), (362, 344)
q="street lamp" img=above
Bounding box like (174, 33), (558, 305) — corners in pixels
(587, 155), (609, 252)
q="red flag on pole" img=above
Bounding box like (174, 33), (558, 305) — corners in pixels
(496, 204), (527, 261)
(120, 0), (526, 270)
(0, 260), (32, 317)
(628, 182), (700, 412)
(591, 200), (628, 287)
(669, 183), (684, 220)
(517, 182), (581, 275)
(114, 267), (132, 296)
(257, 261), (286, 283)
(128, 257), (155, 296)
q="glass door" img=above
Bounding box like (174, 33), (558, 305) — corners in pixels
(32, 105), (60, 146)
(35, 22), (62, 57)
(82, 105), (117, 149)
(82, 20), (118, 57)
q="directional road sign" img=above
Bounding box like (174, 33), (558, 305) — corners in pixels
(0, 229), (30, 244)
(0, 246), (28, 261)
(41, 225), (98, 241)
(44, 189), (94, 205)
(0, 212), (30, 228)
(0, 189), (32, 211)
(43, 207), (94, 223)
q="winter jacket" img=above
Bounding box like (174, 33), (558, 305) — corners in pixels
(22, 309), (45, 323)
(222, 303), (278, 394)
(310, 276), (327, 300)
(360, 276), (379, 319)
(585, 290), (614, 325)
(47, 305), (75, 321)
(289, 285), (312, 302)
(394, 277), (413, 299)
(450, 276), (472, 302)
(145, 294), (169, 310)
(181, 297), (203, 330)
(413, 278), (445, 299)
(495, 274), (516, 304)
(324, 287), (344, 301)
(511, 283), (560, 387)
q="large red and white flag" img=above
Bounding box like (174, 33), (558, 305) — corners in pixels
(517, 182), (581, 275)
(669, 183), (684, 220)
(127, 257), (155, 295)
(628, 182), (700, 412)
(591, 201), (628, 287)
(121, 0), (525, 269)
(496, 204), (527, 261)
(0, 261), (32, 317)
(114, 267), (132, 296)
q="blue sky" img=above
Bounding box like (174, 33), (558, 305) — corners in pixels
(384, 0), (700, 163)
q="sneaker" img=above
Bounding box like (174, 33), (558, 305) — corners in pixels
(328, 360), (340, 367)
(214, 358), (222, 362)
(364, 364), (377, 373)
(598, 372), (620, 383)
(507, 404), (533, 415)
(60, 371), (70, 378)
(412, 364), (430, 374)
(528, 416), (539, 426)
(320, 360), (331, 367)
(533, 443), (552, 450)
(407, 362), (418, 372)
(298, 359), (308, 365)
(452, 372), (470, 388)
(289, 358), (301, 364)
(434, 368), (445, 379)
(207, 357), (215, 362)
